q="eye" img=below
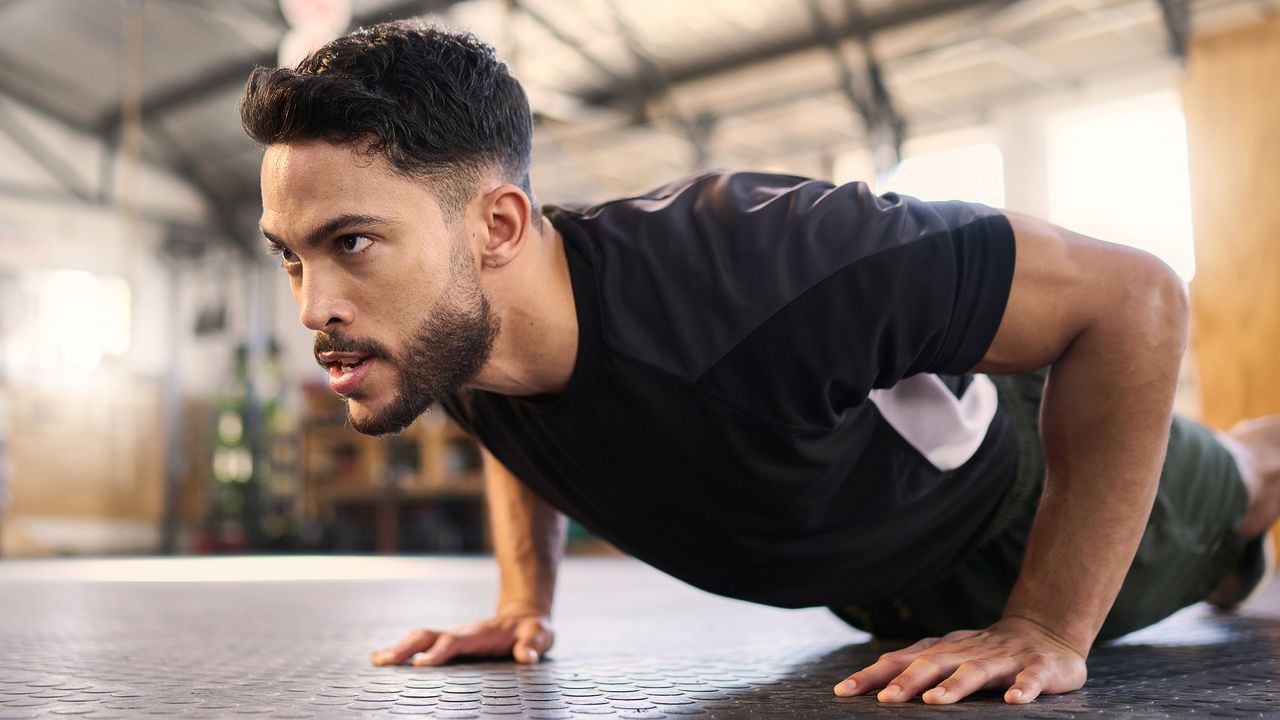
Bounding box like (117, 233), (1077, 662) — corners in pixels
(339, 235), (373, 254)
(267, 242), (298, 265)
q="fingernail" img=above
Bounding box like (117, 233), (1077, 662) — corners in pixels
(833, 680), (856, 696)
(374, 652), (390, 665)
(926, 687), (947, 699)
(1009, 688), (1024, 701)
(879, 685), (901, 701)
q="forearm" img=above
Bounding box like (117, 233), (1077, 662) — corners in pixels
(1002, 271), (1189, 655)
(482, 449), (567, 618)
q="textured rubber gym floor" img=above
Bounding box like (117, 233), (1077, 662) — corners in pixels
(0, 555), (1277, 719)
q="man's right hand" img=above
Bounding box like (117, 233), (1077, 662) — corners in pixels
(370, 614), (554, 667)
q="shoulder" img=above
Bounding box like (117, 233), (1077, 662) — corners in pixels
(551, 169), (999, 263)
(545, 171), (1005, 382)
(549, 170), (845, 234)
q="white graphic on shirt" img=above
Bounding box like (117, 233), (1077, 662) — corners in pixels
(867, 373), (998, 471)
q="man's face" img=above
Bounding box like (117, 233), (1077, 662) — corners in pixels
(259, 140), (498, 435)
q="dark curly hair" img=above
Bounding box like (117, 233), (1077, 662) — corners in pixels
(240, 19), (535, 219)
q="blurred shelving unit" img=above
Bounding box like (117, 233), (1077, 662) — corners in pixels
(300, 388), (487, 554)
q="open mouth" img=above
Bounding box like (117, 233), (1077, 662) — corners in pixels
(317, 352), (379, 395)
(332, 357), (370, 374)
(319, 351), (374, 372)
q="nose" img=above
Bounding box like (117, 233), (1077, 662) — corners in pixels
(297, 271), (354, 331)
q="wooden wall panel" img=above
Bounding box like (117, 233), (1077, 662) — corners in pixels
(1182, 17), (1280, 430)
(7, 381), (163, 520)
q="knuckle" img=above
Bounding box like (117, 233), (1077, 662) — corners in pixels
(908, 637), (938, 653)
(908, 657), (939, 674)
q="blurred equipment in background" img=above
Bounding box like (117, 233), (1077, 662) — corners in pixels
(300, 389), (487, 554)
(199, 340), (300, 554)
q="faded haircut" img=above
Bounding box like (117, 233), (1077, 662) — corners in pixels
(239, 19), (536, 219)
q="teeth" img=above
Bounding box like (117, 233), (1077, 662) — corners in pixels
(334, 358), (365, 374)
(327, 356), (370, 376)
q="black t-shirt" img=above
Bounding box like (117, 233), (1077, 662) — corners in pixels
(440, 170), (1019, 608)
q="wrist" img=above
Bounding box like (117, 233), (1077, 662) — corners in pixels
(998, 612), (1094, 659)
(496, 599), (551, 619)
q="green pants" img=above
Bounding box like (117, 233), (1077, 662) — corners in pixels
(831, 370), (1249, 642)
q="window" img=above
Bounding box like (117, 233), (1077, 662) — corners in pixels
(30, 270), (132, 373)
(834, 137), (1006, 209)
(1047, 91), (1196, 281)
(878, 143), (1006, 208)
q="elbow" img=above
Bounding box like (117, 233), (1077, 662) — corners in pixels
(1151, 257), (1190, 346)
(1127, 254), (1190, 360)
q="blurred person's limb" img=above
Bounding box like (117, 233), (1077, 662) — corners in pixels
(835, 211), (1190, 704)
(371, 448), (567, 666)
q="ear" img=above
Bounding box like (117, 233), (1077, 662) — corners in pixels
(480, 184), (533, 269)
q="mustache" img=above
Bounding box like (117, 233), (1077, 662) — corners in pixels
(313, 332), (392, 367)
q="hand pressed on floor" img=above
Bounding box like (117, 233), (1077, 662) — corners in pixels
(370, 614), (553, 667)
(832, 616), (1088, 705)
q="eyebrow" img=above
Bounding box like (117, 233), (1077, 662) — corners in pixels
(260, 213), (395, 251)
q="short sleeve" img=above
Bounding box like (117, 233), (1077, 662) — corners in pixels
(893, 204), (1017, 377)
(694, 185), (1017, 430)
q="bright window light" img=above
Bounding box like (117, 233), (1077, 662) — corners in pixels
(34, 270), (132, 372)
(1048, 91), (1196, 281)
(834, 141), (1007, 209)
(878, 144), (1007, 209)
(101, 276), (132, 356)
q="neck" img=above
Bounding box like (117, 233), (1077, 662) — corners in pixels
(468, 216), (579, 397)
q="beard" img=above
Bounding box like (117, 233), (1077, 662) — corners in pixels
(313, 245), (499, 436)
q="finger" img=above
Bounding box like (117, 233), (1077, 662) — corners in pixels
(879, 656), (957, 703)
(1006, 665), (1048, 704)
(372, 629), (439, 666)
(412, 633), (464, 667)
(890, 636), (944, 657)
(833, 650), (915, 697)
(923, 659), (1017, 705)
(513, 623), (553, 664)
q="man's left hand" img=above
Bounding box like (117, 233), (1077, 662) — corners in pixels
(832, 616), (1088, 705)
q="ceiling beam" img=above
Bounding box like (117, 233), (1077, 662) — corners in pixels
(808, 0), (906, 177)
(576, 0), (1015, 107)
(0, 48), (98, 133)
(0, 99), (93, 201)
(0, 179), (208, 228)
(1155, 0), (1191, 60)
(514, 0), (630, 86)
(96, 0), (467, 133)
(146, 121), (248, 254)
